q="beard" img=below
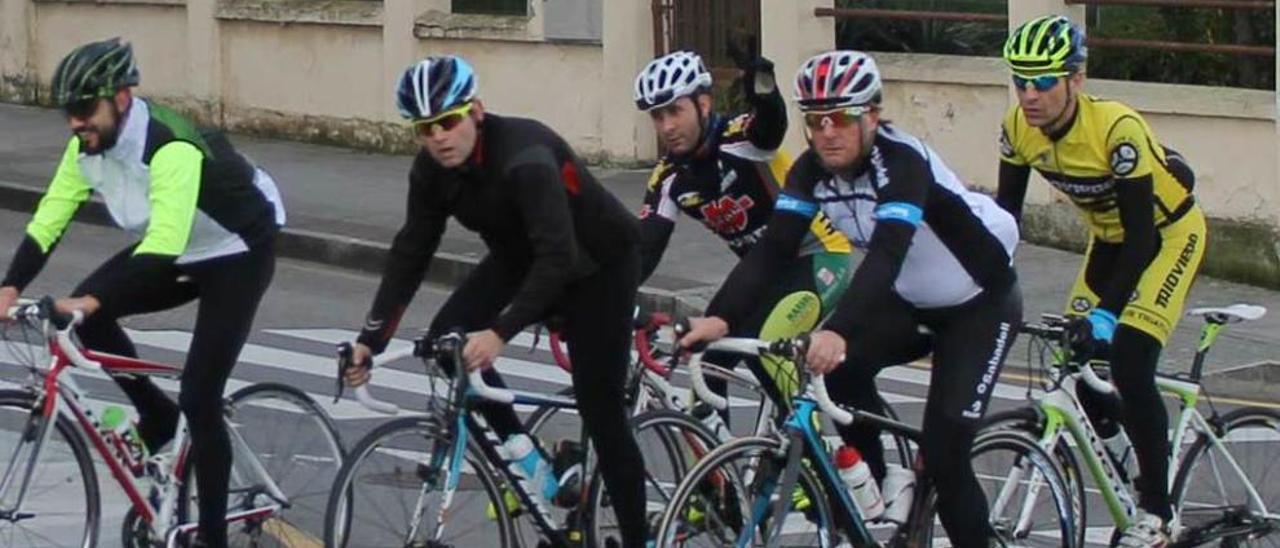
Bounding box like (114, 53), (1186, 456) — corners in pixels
(75, 103), (123, 155)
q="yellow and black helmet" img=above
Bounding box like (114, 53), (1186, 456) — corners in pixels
(1003, 15), (1087, 76)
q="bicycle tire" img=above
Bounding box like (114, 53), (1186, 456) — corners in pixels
(323, 415), (514, 547)
(0, 389), (100, 548)
(906, 428), (1076, 548)
(982, 405), (1087, 548)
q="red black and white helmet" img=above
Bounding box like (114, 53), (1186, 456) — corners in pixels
(634, 51), (713, 111)
(793, 50), (882, 111)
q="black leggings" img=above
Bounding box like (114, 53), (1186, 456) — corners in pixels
(825, 285), (1022, 548)
(1078, 327), (1171, 520)
(72, 243), (275, 548)
(426, 252), (649, 548)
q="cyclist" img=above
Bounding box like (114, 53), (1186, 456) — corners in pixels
(0, 38), (285, 547)
(997, 15), (1206, 546)
(342, 55), (649, 547)
(681, 50), (1023, 547)
(634, 46), (852, 412)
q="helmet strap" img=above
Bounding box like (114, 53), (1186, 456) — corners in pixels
(1043, 77), (1079, 137)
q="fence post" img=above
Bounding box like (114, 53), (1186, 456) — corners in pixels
(602, 0), (656, 162)
(0, 0), (35, 103)
(186, 0), (221, 124)
(762, 0), (834, 158)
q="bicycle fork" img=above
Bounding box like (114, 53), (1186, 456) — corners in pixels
(0, 392), (59, 523)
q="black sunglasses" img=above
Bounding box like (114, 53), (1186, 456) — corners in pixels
(63, 98), (104, 120)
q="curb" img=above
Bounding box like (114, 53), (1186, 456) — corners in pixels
(0, 180), (713, 318)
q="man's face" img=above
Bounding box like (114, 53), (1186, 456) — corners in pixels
(1013, 72), (1082, 128)
(65, 90), (128, 154)
(649, 95), (710, 156)
(416, 102), (482, 168)
(805, 107), (879, 172)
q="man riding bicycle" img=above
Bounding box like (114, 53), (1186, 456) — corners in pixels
(634, 46), (851, 412)
(997, 15), (1207, 547)
(0, 38), (285, 547)
(681, 50), (1023, 548)
(342, 55), (650, 547)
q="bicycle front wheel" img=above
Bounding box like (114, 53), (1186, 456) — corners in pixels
(324, 416), (514, 547)
(908, 429), (1076, 548)
(654, 435), (837, 548)
(1172, 406), (1280, 547)
(0, 389), (99, 548)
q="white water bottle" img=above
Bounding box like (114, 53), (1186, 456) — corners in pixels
(1102, 430), (1136, 482)
(879, 464), (916, 524)
(835, 446), (884, 521)
(501, 434), (559, 501)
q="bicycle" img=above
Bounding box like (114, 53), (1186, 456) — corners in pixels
(654, 335), (1076, 547)
(525, 315), (912, 546)
(984, 305), (1279, 546)
(0, 297), (344, 547)
(325, 329), (721, 548)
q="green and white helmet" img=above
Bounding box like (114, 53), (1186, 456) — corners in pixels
(50, 37), (140, 107)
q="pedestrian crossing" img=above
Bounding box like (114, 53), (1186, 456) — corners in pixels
(0, 326), (1053, 426)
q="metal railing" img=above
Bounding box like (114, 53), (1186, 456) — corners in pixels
(815, 2), (1275, 58)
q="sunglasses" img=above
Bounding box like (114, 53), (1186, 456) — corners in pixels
(1011, 74), (1065, 93)
(412, 103), (475, 137)
(63, 97), (104, 120)
(803, 106), (871, 131)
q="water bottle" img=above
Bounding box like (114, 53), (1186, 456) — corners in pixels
(835, 446), (884, 521)
(100, 405), (147, 465)
(691, 402), (731, 443)
(550, 439), (585, 508)
(1102, 430), (1136, 483)
(879, 464), (916, 524)
(501, 434), (559, 502)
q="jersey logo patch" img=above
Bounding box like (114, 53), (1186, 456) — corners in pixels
(676, 191), (703, 208)
(1071, 297), (1092, 313)
(699, 195), (756, 234)
(1111, 143), (1139, 177)
(999, 130), (1014, 158)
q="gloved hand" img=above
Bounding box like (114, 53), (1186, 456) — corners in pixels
(727, 36), (776, 98)
(1067, 309), (1117, 363)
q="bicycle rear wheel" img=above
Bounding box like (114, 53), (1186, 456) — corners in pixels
(982, 406), (1086, 548)
(178, 382), (344, 546)
(654, 435), (837, 548)
(908, 429), (1075, 547)
(324, 416), (514, 547)
(587, 409), (721, 548)
(1172, 407), (1280, 547)
(0, 389), (99, 548)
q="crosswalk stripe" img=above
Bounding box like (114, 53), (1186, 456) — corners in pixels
(262, 328), (772, 408)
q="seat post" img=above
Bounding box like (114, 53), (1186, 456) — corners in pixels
(1189, 317), (1225, 382)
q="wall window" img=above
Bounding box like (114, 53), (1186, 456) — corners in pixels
(452, 0), (526, 16)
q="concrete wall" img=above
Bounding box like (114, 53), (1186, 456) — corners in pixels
(2, 0), (1278, 284)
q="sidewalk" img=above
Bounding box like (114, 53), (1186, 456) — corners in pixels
(2, 102), (1277, 400)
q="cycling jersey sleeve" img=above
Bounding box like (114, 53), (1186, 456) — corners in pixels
(2, 138), (91, 290)
(1096, 115), (1159, 316)
(824, 148), (930, 336)
(706, 155), (819, 327)
(997, 161), (1032, 225)
(638, 164), (678, 282)
(358, 159), (449, 353)
(490, 146), (583, 341)
(79, 142), (204, 311)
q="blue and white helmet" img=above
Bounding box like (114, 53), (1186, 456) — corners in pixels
(395, 55), (477, 120)
(634, 51), (713, 111)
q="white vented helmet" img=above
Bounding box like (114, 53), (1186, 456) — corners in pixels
(634, 51), (713, 111)
(793, 50), (882, 110)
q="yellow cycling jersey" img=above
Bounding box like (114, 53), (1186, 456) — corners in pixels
(1000, 94), (1195, 243)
